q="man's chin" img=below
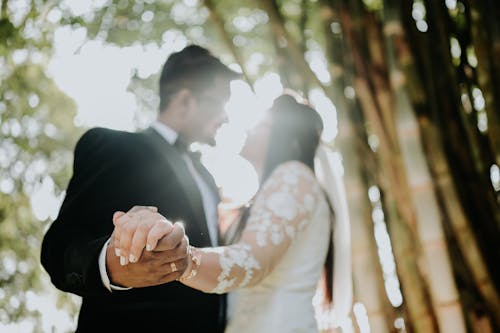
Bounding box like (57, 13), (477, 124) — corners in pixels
(206, 138), (216, 146)
(198, 136), (216, 146)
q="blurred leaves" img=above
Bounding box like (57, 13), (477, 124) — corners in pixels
(0, 0), (82, 329)
(0, 18), (16, 45)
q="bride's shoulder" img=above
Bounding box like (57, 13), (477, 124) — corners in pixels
(271, 160), (316, 180)
(266, 161), (320, 192)
(259, 161), (325, 215)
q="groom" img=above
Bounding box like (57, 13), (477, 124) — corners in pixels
(41, 45), (239, 332)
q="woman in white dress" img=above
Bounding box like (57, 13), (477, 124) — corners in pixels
(114, 94), (348, 332)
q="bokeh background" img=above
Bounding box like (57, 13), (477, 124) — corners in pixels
(1, 0), (499, 332)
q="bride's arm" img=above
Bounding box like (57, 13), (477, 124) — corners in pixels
(113, 162), (322, 292)
(180, 161), (322, 293)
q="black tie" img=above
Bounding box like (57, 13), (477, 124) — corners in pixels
(174, 137), (204, 164)
(174, 136), (189, 154)
(174, 137), (219, 199)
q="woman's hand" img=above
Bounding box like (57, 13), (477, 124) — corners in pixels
(112, 206), (185, 265)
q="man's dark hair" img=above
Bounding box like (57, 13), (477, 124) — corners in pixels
(158, 45), (240, 111)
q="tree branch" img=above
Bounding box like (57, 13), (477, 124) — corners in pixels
(258, 0), (329, 92)
(2, 0), (8, 19)
(203, 0), (254, 90)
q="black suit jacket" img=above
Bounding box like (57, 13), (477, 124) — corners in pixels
(41, 127), (225, 332)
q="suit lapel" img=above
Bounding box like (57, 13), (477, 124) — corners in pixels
(143, 128), (211, 242)
(191, 157), (223, 245)
(188, 153), (223, 245)
(189, 153), (221, 202)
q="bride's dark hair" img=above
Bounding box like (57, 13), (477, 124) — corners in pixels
(226, 93), (334, 304)
(260, 94), (323, 184)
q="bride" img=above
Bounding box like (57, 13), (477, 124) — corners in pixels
(113, 94), (352, 332)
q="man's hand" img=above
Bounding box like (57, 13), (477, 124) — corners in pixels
(106, 235), (188, 288)
(105, 206), (190, 288)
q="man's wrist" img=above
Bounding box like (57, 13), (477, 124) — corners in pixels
(100, 238), (132, 291)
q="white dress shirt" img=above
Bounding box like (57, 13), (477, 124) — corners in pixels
(98, 121), (219, 291)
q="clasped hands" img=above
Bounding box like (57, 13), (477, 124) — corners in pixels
(106, 206), (190, 288)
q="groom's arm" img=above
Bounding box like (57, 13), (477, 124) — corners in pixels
(41, 128), (188, 296)
(41, 128), (114, 296)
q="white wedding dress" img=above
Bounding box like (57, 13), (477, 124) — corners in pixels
(186, 161), (331, 333)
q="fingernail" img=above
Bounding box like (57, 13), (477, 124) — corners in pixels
(129, 254), (136, 263)
(115, 248), (121, 257)
(146, 244), (152, 251)
(120, 256), (128, 266)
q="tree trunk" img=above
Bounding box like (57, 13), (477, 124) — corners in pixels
(335, 2), (438, 331)
(381, 2), (468, 332)
(319, 2), (394, 332)
(421, 0), (500, 298)
(399, 0), (500, 329)
(468, 0), (500, 166)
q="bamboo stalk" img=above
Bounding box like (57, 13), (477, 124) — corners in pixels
(422, 0), (500, 288)
(482, 0), (500, 107)
(381, 188), (437, 333)
(299, 0), (310, 93)
(1, 0), (7, 19)
(382, 2), (468, 332)
(259, 0), (318, 90)
(424, 0), (500, 215)
(398, 0), (500, 329)
(469, 310), (494, 333)
(350, 187), (394, 333)
(337, 5), (422, 238)
(299, 0), (308, 55)
(203, 0), (254, 88)
(319, 4), (394, 331)
(364, 14), (400, 151)
(330, 2), (439, 332)
(468, 0), (500, 166)
(338, 1), (472, 332)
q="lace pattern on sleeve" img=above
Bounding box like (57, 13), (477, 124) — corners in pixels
(187, 161), (323, 294)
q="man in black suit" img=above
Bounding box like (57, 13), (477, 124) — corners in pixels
(41, 45), (240, 332)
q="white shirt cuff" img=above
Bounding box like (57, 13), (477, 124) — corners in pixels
(99, 238), (133, 292)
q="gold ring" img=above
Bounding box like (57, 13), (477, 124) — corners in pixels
(170, 262), (177, 273)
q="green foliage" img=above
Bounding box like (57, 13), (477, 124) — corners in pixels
(0, 18), (16, 47)
(0, 1), (83, 329)
(214, 1), (280, 77)
(85, 0), (200, 47)
(362, 0), (384, 11)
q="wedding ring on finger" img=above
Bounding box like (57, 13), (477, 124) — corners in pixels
(170, 262), (177, 273)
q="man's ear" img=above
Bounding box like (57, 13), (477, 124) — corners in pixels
(171, 89), (195, 117)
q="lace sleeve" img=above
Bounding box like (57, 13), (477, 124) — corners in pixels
(181, 161), (323, 294)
